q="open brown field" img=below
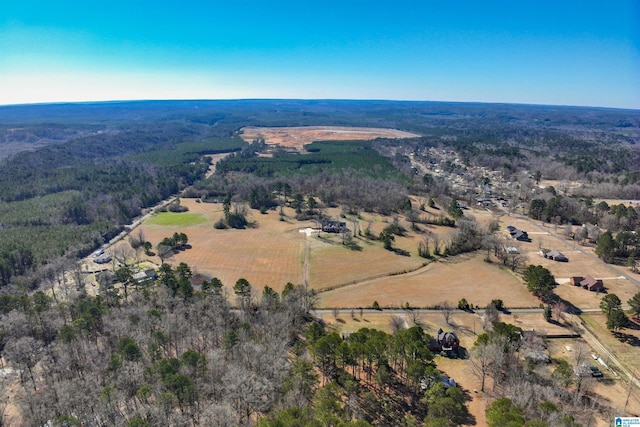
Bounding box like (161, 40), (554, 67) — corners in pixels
(308, 239), (425, 290)
(133, 199), (466, 297)
(240, 126), (420, 151)
(130, 198), (546, 310)
(308, 210), (432, 291)
(138, 199), (306, 292)
(317, 253), (540, 309)
(308, 204), (488, 293)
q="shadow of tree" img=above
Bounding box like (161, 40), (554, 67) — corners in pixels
(392, 248), (411, 257)
(625, 319), (640, 331)
(613, 331), (640, 347)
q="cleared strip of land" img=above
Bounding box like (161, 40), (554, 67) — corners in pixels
(241, 126), (420, 150)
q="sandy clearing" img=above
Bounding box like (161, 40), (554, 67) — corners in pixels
(240, 126), (420, 150)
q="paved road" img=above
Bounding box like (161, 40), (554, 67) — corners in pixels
(86, 195), (178, 261)
(312, 307), (607, 317)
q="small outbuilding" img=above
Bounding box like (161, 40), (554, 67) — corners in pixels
(504, 246), (520, 255)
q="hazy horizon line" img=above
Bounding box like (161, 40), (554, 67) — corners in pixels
(1, 97), (638, 112)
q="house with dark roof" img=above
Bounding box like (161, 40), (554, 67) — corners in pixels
(539, 249), (568, 262)
(581, 275), (605, 292)
(430, 329), (460, 355)
(570, 275), (605, 292)
(321, 220), (348, 233)
(512, 230), (530, 242)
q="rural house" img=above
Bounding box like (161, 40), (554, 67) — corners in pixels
(570, 275), (605, 292)
(132, 269), (158, 285)
(94, 253), (112, 264)
(430, 328), (460, 355)
(507, 226), (530, 242)
(511, 230), (530, 242)
(539, 249), (568, 262)
(321, 220), (348, 233)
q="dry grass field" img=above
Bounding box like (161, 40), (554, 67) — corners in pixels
(138, 199), (306, 292)
(317, 253), (540, 309)
(130, 199), (550, 310)
(240, 126), (420, 151)
(135, 201), (469, 296)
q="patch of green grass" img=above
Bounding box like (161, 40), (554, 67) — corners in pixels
(146, 212), (207, 227)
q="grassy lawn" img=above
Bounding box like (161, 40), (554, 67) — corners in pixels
(580, 312), (640, 376)
(146, 212), (208, 226)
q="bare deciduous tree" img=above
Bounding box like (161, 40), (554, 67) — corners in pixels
(552, 300), (567, 323)
(440, 300), (454, 325)
(470, 341), (492, 392)
(112, 244), (134, 268)
(483, 303), (500, 330)
(156, 244), (173, 264)
(389, 315), (405, 335)
(4, 337), (41, 390)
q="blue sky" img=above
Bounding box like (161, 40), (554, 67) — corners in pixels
(1, 1), (639, 108)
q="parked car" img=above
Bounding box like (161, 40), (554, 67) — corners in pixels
(589, 366), (603, 378)
(576, 363), (604, 378)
